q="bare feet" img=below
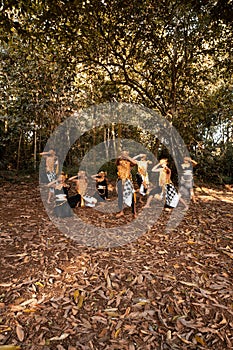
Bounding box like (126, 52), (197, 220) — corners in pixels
(165, 207), (172, 212)
(116, 211), (124, 218)
(143, 205), (151, 208)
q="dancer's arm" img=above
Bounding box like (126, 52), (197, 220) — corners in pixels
(125, 155), (137, 166)
(68, 175), (78, 181)
(190, 158), (198, 166)
(40, 152), (49, 157)
(46, 180), (56, 187)
(133, 153), (146, 160)
(151, 163), (161, 172)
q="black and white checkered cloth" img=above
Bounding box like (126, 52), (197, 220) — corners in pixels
(47, 171), (57, 193)
(47, 171), (56, 182)
(165, 184), (179, 208)
(123, 179), (134, 207)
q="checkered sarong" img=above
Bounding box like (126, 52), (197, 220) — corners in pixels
(47, 171), (56, 182)
(47, 171), (57, 193)
(165, 184), (179, 208)
(123, 179), (134, 207)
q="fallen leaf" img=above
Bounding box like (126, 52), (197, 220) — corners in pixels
(77, 294), (84, 309)
(114, 328), (121, 338)
(179, 281), (198, 287)
(0, 346), (21, 350)
(50, 333), (70, 341)
(73, 290), (80, 304)
(195, 335), (207, 346)
(16, 325), (24, 342)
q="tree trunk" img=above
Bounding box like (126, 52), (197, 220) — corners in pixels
(104, 126), (109, 159)
(112, 123), (116, 158)
(17, 131), (23, 173)
(34, 128), (37, 171)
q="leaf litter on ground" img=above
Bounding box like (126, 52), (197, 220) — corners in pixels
(0, 180), (233, 349)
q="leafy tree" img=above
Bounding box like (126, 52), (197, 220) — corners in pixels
(0, 0), (232, 182)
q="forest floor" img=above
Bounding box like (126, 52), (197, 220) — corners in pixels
(0, 177), (233, 350)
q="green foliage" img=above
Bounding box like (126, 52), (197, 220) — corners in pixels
(0, 0), (232, 183)
(195, 140), (233, 184)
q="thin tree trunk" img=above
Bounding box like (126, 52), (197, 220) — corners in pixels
(112, 123), (116, 158)
(104, 127), (109, 159)
(34, 128), (37, 171)
(17, 131), (23, 173)
(93, 116), (96, 171)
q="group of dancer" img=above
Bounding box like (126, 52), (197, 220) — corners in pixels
(40, 149), (197, 218)
(40, 150), (109, 217)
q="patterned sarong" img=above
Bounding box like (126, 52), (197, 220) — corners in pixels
(123, 179), (134, 207)
(165, 184), (180, 208)
(47, 171), (56, 193)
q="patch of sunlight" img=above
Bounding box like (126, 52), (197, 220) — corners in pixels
(196, 186), (233, 204)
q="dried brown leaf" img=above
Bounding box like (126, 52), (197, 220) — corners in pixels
(0, 346), (21, 350)
(50, 333), (70, 341)
(16, 325), (24, 342)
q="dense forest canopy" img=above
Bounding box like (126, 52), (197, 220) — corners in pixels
(0, 0), (232, 183)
